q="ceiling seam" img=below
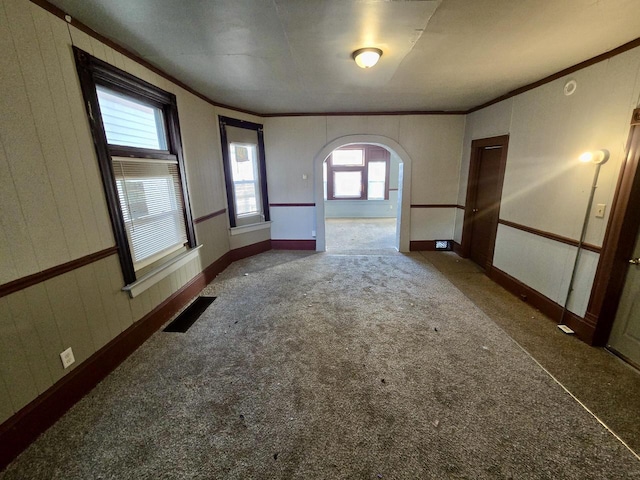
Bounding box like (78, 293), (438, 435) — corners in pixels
(28, 0), (640, 119)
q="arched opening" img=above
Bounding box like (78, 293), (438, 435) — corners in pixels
(313, 135), (412, 252)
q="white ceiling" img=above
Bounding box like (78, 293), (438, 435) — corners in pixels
(47, 0), (640, 114)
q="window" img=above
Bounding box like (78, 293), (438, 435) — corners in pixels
(74, 47), (196, 285)
(219, 117), (270, 227)
(326, 145), (390, 201)
(230, 143), (261, 216)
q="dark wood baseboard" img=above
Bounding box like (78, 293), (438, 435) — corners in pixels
(271, 239), (316, 250)
(0, 239), (273, 471)
(452, 241), (463, 256)
(488, 266), (595, 344)
(229, 239), (272, 261)
(409, 240), (454, 252)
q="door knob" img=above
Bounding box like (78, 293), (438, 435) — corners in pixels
(630, 258), (640, 265)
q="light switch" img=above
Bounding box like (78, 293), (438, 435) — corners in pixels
(595, 204), (606, 218)
(302, 174), (308, 180)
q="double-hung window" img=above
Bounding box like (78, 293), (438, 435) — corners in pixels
(326, 145), (390, 201)
(219, 116), (270, 227)
(74, 47), (196, 286)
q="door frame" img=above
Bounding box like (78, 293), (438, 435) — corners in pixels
(460, 135), (510, 271)
(586, 109), (640, 346)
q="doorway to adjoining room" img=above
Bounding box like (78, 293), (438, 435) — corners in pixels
(323, 144), (401, 253)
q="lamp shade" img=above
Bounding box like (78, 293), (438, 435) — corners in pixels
(352, 48), (382, 68)
(579, 149), (610, 165)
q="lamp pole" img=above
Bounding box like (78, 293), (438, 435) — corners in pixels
(560, 150), (609, 326)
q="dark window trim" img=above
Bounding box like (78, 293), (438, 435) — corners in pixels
(326, 144), (390, 201)
(218, 116), (270, 228)
(73, 47), (196, 285)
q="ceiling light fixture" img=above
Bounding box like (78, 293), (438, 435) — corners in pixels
(352, 48), (383, 69)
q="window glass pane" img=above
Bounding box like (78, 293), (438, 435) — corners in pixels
(332, 149), (364, 166)
(334, 171), (362, 197)
(97, 86), (167, 150)
(368, 161), (386, 200)
(230, 143), (261, 216)
(114, 158), (187, 269)
(368, 182), (385, 200)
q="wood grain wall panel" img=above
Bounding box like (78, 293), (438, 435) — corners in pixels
(88, 34), (108, 62)
(108, 46), (126, 71)
(74, 267), (112, 351)
(44, 274), (96, 363)
(0, 2), (69, 272)
(51, 20), (113, 250)
(16, 4), (90, 259)
(129, 295), (144, 325)
(0, 136), (37, 282)
(5, 292), (53, 394)
(105, 258), (133, 331)
(32, 5), (102, 251)
(0, 297), (39, 413)
(101, 42), (115, 66)
(0, 0), (236, 433)
(90, 261), (122, 340)
(23, 284), (65, 384)
(0, 375), (14, 424)
(68, 23), (93, 53)
(0, 224), (18, 285)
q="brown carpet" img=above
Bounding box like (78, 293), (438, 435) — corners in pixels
(1, 251), (638, 479)
(420, 250), (640, 456)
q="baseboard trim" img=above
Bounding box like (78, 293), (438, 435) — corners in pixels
(488, 266), (595, 343)
(0, 240), (272, 471)
(409, 240), (454, 251)
(271, 239), (316, 250)
(229, 239), (272, 261)
(452, 241), (463, 256)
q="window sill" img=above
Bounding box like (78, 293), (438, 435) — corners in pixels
(122, 245), (202, 298)
(229, 221), (272, 236)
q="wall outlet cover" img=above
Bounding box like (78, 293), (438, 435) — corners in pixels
(60, 347), (75, 369)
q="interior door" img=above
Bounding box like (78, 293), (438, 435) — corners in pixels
(607, 227), (640, 367)
(469, 146), (503, 269)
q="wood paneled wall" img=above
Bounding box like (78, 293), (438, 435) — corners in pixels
(0, 0), (239, 423)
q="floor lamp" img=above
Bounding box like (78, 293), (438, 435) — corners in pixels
(559, 149), (610, 330)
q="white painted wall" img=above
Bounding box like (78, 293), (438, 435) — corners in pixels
(457, 46), (640, 316)
(264, 115), (466, 249)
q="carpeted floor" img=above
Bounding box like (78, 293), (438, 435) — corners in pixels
(420, 250), (640, 456)
(1, 251), (638, 479)
(325, 218), (397, 252)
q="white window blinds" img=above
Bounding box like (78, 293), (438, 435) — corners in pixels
(113, 157), (187, 270)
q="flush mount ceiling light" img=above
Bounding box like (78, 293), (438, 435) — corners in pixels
(352, 48), (383, 68)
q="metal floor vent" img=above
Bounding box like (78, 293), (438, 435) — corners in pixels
(163, 296), (216, 333)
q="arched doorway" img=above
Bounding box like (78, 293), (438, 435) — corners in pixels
(313, 135), (413, 252)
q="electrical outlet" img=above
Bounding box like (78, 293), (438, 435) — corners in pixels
(595, 204), (606, 218)
(60, 347), (75, 369)
(302, 174), (308, 180)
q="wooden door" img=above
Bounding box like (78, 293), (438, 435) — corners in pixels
(462, 136), (509, 271)
(607, 226), (640, 367)
(469, 147), (503, 268)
